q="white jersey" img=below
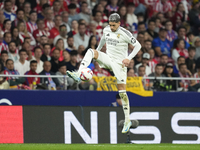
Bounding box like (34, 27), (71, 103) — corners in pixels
(96, 25), (140, 65)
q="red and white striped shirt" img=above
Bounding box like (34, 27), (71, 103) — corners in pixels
(148, 60), (157, 73)
(0, 3), (17, 14)
(33, 29), (51, 40)
(26, 21), (38, 34)
(153, 1), (172, 13)
(0, 42), (9, 53)
(194, 73), (200, 83)
(44, 20), (55, 31)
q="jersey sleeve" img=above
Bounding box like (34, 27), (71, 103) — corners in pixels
(122, 29), (141, 60)
(96, 28), (106, 51)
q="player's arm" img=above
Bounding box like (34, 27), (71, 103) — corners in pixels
(96, 31), (106, 51)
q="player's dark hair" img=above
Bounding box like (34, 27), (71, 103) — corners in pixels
(30, 60), (37, 65)
(6, 59), (13, 65)
(18, 49), (27, 55)
(188, 46), (196, 52)
(109, 13), (120, 23)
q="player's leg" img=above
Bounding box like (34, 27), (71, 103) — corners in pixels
(67, 48), (98, 82)
(118, 84), (132, 133)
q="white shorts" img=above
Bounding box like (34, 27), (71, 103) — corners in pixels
(96, 51), (127, 84)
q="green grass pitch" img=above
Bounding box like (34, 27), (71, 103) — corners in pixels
(0, 144), (200, 150)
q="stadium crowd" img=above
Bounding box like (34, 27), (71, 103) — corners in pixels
(0, 0), (200, 91)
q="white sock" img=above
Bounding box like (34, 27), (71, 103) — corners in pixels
(119, 90), (130, 123)
(78, 48), (94, 75)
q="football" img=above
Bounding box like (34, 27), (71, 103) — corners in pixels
(80, 68), (93, 81)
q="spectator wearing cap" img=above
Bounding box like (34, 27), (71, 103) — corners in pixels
(39, 61), (60, 90)
(188, 0), (200, 35)
(44, 8), (55, 31)
(53, 25), (68, 49)
(173, 56), (185, 74)
(148, 64), (166, 91)
(172, 38), (189, 63)
(14, 49), (30, 75)
(56, 62), (74, 90)
(73, 23), (89, 49)
(146, 19), (158, 39)
(41, 43), (51, 62)
(135, 53), (152, 76)
(186, 46), (196, 75)
(53, 0), (62, 16)
(30, 47), (43, 73)
(50, 49), (63, 73)
(26, 11), (38, 34)
(62, 11), (71, 33)
(24, 60), (40, 89)
(165, 20), (177, 42)
(8, 41), (19, 63)
(4, 0), (16, 21)
(49, 15), (63, 39)
(152, 27), (172, 57)
(68, 3), (81, 25)
(78, 2), (91, 25)
(66, 50), (79, 71)
(0, 32), (12, 52)
(163, 63), (180, 91)
(0, 50), (8, 67)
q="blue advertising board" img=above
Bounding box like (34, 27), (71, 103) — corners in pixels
(0, 90), (199, 107)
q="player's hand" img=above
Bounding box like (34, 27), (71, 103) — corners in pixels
(122, 59), (130, 68)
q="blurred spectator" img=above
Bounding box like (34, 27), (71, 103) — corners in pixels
(33, 19), (51, 43)
(137, 22), (146, 32)
(68, 20), (78, 36)
(127, 59), (135, 70)
(95, 3), (108, 23)
(14, 49), (30, 75)
(176, 26), (190, 48)
(127, 68), (136, 77)
(172, 2), (188, 30)
(172, 38), (188, 63)
(33, 0), (48, 14)
(0, 32), (12, 52)
(137, 65), (145, 77)
(73, 23), (89, 48)
(165, 20), (177, 42)
(4, 0), (16, 21)
(194, 65), (200, 83)
(186, 46), (196, 75)
(77, 45), (84, 63)
(66, 50), (78, 71)
(52, 38), (65, 61)
(50, 49), (62, 73)
(110, 93), (122, 107)
(62, 11), (70, 32)
(41, 43), (51, 61)
(54, 24), (68, 49)
(11, 27), (21, 47)
(53, 0), (62, 16)
(31, 47), (43, 73)
(24, 60), (40, 89)
(37, 3), (51, 19)
(148, 48), (157, 72)
(86, 35), (97, 50)
(0, 50), (8, 67)
(38, 35), (48, 50)
(148, 64), (166, 91)
(8, 41), (19, 62)
(56, 62), (74, 90)
(66, 36), (76, 51)
(49, 15), (62, 39)
(126, 3), (138, 33)
(26, 11), (38, 34)
(78, 2), (91, 25)
(93, 11), (103, 38)
(0, 60), (9, 89)
(63, 50), (70, 63)
(44, 8), (54, 30)
(154, 17), (162, 33)
(68, 3), (81, 25)
(134, 49), (143, 65)
(142, 40), (152, 53)
(188, 1), (200, 35)
(117, 5), (128, 28)
(12, 9), (25, 28)
(21, 42), (32, 60)
(17, 21), (36, 46)
(147, 19), (158, 39)
(4, 59), (25, 87)
(152, 28), (172, 57)
(106, 0), (119, 15)
(39, 61), (60, 90)
(23, 2), (31, 21)
(137, 31), (145, 47)
(194, 37), (200, 60)
(2, 19), (11, 34)
(153, 0), (172, 17)
(159, 54), (168, 68)
(93, 61), (111, 77)
(163, 63), (179, 91)
(187, 32), (197, 46)
(135, 53), (151, 76)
